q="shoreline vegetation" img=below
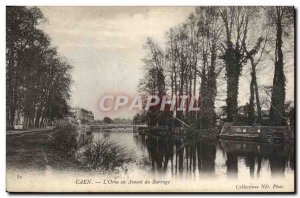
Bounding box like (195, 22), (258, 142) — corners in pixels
(7, 123), (135, 173)
(7, 129), (83, 172)
(82, 140), (134, 171)
(7, 125), (294, 174)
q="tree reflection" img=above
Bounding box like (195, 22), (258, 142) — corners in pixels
(138, 134), (294, 179)
(226, 152), (238, 178)
(220, 140), (293, 178)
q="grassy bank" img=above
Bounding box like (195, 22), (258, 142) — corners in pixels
(6, 130), (84, 171)
(7, 128), (134, 173)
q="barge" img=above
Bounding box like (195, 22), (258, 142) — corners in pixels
(219, 122), (290, 143)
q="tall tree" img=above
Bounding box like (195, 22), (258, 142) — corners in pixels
(196, 7), (223, 128)
(6, 6), (45, 129)
(243, 36), (267, 124)
(219, 7), (250, 122)
(266, 6), (294, 126)
(139, 38), (167, 126)
(6, 6), (72, 129)
(139, 38), (166, 96)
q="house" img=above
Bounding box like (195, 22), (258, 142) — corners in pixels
(70, 107), (94, 124)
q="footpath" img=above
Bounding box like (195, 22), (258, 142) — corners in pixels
(6, 126), (56, 136)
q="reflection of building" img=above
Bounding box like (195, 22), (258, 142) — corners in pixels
(70, 107), (94, 124)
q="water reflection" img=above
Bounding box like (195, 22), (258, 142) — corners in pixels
(133, 135), (218, 177)
(94, 131), (294, 179)
(133, 134), (294, 178)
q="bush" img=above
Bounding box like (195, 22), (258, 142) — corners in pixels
(49, 122), (78, 156)
(83, 140), (133, 171)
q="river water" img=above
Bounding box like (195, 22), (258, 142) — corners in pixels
(92, 130), (294, 180)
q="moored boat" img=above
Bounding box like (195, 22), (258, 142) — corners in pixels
(219, 122), (290, 143)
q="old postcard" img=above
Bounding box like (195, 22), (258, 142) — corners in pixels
(6, 6), (295, 192)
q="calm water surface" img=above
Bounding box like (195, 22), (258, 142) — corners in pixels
(93, 130), (294, 180)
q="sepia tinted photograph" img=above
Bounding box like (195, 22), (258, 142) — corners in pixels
(6, 6), (295, 192)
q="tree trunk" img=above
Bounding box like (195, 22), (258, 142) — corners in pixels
(206, 43), (217, 128)
(249, 72), (255, 124)
(249, 57), (262, 124)
(7, 42), (16, 129)
(223, 43), (242, 122)
(226, 67), (240, 122)
(270, 15), (286, 126)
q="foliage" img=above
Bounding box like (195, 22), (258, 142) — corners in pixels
(103, 117), (113, 123)
(6, 6), (72, 129)
(137, 6), (294, 128)
(138, 38), (166, 96)
(267, 7), (294, 126)
(49, 122), (78, 156)
(133, 113), (147, 124)
(83, 140), (133, 171)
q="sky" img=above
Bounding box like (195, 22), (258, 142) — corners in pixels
(39, 6), (294, 120)
(39, 6), (195, 119)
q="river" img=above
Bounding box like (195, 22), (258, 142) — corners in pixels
(92, 129), (294, 180)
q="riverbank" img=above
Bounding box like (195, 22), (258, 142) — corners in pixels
(7, 129), (295, 192)
(6, 126), (56, 136)
(6, 129), (84, 171)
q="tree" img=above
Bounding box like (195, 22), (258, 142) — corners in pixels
(103, 117), (113, 124)
(195, 7), (223, 128)
(138, 38), (168, 126)
(137, 6), (294, 130)
(6, 6), (45, 129)
(6, 6), (72, 129)
(219, 7), (250, 122)
(243, 36), (268, 124)
(139, 38), (166, 96)
(266, 6), (294, 126)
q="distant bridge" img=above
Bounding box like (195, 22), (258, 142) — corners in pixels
(88, 123), (148, 132)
